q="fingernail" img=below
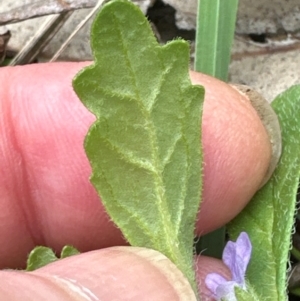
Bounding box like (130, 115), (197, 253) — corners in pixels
(122, 247), (198, 300)
(230, 84), (282, 188)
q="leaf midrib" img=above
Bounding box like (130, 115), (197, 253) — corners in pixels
(113, 11), (182, 258)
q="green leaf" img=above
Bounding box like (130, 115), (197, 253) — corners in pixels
(73, 0), (204, 294)
(60, 245), (80, 258)
(26, 245), (80, 271)
(194, 0), (238, 81)
(228, 85), (300, 301)
(234, 284), (261, 301)
(26, 246), (58, 271)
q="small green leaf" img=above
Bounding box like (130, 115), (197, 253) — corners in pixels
(26, 245), (80, 271)
(60, 245), (80, 258)
(26, 246), (58, 271)
(228, 85), (300, 301)
(73, 0), (204, 294)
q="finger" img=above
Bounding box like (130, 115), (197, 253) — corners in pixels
(0, 247), (200, 301)
(0, 63), (271, 268)
(0, 62), (125, 269)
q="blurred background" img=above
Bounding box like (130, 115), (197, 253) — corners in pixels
(1, 0), (299, 101)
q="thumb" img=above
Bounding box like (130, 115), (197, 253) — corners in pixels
(1, 247), (215, 300)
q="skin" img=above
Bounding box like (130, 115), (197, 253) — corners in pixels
(191, 71), (272, 234)
(0, 63), (271, 300)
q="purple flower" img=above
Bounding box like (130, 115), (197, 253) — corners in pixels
(205, 232), (252, 301)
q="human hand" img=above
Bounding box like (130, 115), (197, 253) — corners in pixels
(0, 62), (272, 300)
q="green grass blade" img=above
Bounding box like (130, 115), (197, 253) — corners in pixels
(194, 0), (238, 81)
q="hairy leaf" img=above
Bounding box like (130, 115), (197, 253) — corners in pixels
(233, 284), (261, 301)
(228, 85), (300, 301)
(73, 0), (204, 294)
(26, 246), (58, 271)
(60, 245), (80, 258)
(26, 245), (80, 271)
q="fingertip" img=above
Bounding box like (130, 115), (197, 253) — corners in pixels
(35, 247), (197, 300)
(189, 71), (272, 234)
(230, 84), (281, 188)
(0, 249), (231, 301)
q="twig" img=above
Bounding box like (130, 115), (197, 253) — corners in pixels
(0, 0), (149, 26)
(0, 0), (97, 25)
(49, 0), (106, 62)
(0, 29), (11, 64)
(9, 11), (73, 65)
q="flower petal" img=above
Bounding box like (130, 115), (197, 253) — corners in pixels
(205, 272), (228, 296)
(222, 241), (237, 274)
(235, 232), (252, 267)
(223, 232), (252, 285)
(229, 253), (247, 286)
(216, 281), (238, 301)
